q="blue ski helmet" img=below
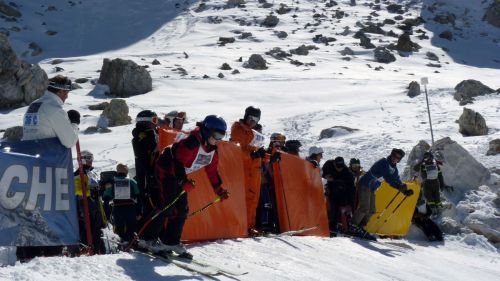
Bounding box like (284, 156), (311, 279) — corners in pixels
(201, 115), (227, 140)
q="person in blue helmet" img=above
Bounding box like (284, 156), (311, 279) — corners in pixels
(139, 115), (229, 259)
(351, 148), (414, 239)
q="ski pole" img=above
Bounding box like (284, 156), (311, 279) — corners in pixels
(188, 195), (224, 217)
(76, 140), (94, 255)
(373, 190), (401, 222)
(125, 190), (186, 251)
(373, 195), (409, 234)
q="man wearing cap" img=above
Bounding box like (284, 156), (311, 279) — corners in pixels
(23, 75), (79, 148)
(306, 146), (324, 168)
(230, 106), (266, 236)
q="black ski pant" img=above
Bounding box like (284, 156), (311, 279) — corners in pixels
(113, 205), (137, 242)
(423, 179), (441, 206)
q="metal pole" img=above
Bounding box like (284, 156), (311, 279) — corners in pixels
(421, 77), (434, 146)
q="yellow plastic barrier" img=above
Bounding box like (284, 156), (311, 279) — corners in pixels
(273, 153), (330, 237)
(365, 181), (420, 236)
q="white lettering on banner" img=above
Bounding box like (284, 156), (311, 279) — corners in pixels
(26, 167), (52, 211)
(0, 165), (27, 209)
(55, 167), (70, 211)
(0, 165), (70, 211)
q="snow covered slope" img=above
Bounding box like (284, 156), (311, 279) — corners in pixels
(1, 0), (499, 279)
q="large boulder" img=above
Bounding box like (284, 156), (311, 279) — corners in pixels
(484, 1), (500, 28)
(0, 1), (22, 18)
(458, 108), (488, 136)
(102, 99), (132, 127)
(374, 47), (396, 63)
(98, 58), (152, 97)
(402, 140), (431, 181)
(319, 126), (359, 140)
(407, 81), (421, 97)
(454, 79), (495, 102)
(486, 139), (500, 155)
(431, 137), (490, 198)
(0, 34), (48, 109)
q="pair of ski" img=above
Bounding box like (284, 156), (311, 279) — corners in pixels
(135, 249), (248, 277)
(264, 225), (320, 238)
(332, 231), (415, 251)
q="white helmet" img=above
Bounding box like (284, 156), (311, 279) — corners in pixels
(309, 146), (324, 155)
(80, 150), (94, 165)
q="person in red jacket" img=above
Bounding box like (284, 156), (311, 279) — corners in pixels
(139, 115), (229, 259)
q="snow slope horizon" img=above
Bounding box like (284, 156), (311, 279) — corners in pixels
(1, 0), (500, 279)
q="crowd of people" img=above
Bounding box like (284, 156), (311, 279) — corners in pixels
(15, 75), (447, 261)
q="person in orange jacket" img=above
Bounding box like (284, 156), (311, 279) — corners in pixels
(230, 106), (266, 235)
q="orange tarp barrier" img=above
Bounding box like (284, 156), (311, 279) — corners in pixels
(272, 153), (330, 237)
(157, 129), (247, 241)
(365, 181), (420, 236)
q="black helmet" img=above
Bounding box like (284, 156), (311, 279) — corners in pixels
(136, 110), (158, 124)
(334, 156), (345, 167)
(244, 106), (261, 120)
(285, 140), (302, 154)
(390, 148), (405, 159)
(349, 158), (360, 166)
(423, 151), (433, 161)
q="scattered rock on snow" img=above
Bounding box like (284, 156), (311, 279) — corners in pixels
(28, 42), (43, 56)
(262, 14), (279, 27)
(407, 81), (421, 98)
(75, 78), (89, 84)
(102, 99), (131, 127)
(218, 37), (236, 45)
(319, 126), (359, 140)
(439, 30), (453, 40)
(402, 140), (431, 181)
(275, 31), (288, 39)
(243, 54), (268, 70)
(152, 59), (161, 65)
(454, 79), (495, 102)
(220, 63), (232, 70)
(387, 3), (404, 14)
(426, 51), (439, 61)
(458, 108), (488, 136)
(98, 58), (152, 97)
(486, 139), (500, 156)
(484, 1), (500, 28)
(339, 47), (354, 56)
(265, 47), (291, 60)
(88, 102), (109, 111)
(396, 32), (421, 52)
(0, 1), (22, 18)
(374, 46), (396, 63)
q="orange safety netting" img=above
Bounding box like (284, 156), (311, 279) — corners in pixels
(272, 153), (330, 237)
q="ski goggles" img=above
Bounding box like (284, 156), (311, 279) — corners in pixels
(48, 81), (72, 91)
(211, 129), (226, 141)
(136, 116), (158, 124)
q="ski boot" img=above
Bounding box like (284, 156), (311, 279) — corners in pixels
(137, 239), (169, 253)
(163, 243), (193, 260)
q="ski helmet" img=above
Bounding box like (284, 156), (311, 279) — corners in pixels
(244, 106), (261, 121)
(309, 146), (324, 155)
(349, 158), (361, 166)
(80, 150), (94, 165)
(202, 115), (227, 140)
(270, 132), (286, 142)
(285, 140), (302, 154)
(136, 110), (158, 125)
(423, 151), (433, 161)
(334, 156), (345, 167)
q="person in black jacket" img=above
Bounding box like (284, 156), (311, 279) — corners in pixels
(322, 157), (356, 235)
(132, 110), (159, 218)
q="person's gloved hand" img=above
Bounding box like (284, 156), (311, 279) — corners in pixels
(67, 109), (80, 125)
(399, 183), (408, 192)
(403, 189), (414, 197)
(250, 147), (266, 159)
(270, 151), (281, 163)
(214, 186), (229, 201)
(182, 179), (196, 193)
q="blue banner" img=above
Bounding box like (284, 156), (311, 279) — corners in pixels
(0, 138), (79, 246)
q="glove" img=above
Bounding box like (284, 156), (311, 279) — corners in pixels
(403, 189), (414, 197)
(214, 186), (229, 201)
(250, 147), (266, 159)
(399, 183), (408, 192)
(270, 151), (281, 163)
(67, 109), (80, 125)
(182, 179), (195, 193)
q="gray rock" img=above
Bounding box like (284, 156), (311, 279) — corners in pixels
(239, 32), (252, 39)
(29, 42), (43, 56)
(484, 1), (500, 28)
(244, 54), (268, 70)
(384, 19), (396, 25)
(0, 1), (21, 18)
(434, 13), (456, 25)
(439, 31), (453, 40)
(374, 47), (396, 63)
(45, 30), (57, 36)
(226, 0), (245, 7)
(88, 102), (109, 110)
(98, 58), (152, 97)
(486, 139), (500, 156)
(71, 82), (82, 89)
(194, 3), (207, 13)
(75, 78), (88, 84)
(218, 37), (236, 45)
(340, 47), (354, 56)
(432, 137), (490, 194)
(313, 34), (336, 45)
(439, 217), (463, 235)
(265, 47), (291, 60)
(407, 81), (421, 98)
(454, 79), (495, 102)
(276, 31), (288, 39)
(218, 72), (224, 78)
(102, 99), (132, 127)
(83, 126), (99, 134)
(2, 126), (23, 141)
(290, 45), (310, 56)
(152, 59), (161, 65)
(262, 15), (279, 27)
(231, 69), (240, 74)
(426, 52), (439, 61)
(220, 63), (232, 70)
(387, 3), (404, 14)
(458, 108), (488, 136)
(319, 126), (359, 140)
(50, 59), (64, 65)
(361, 23), (385, 35)
(276, 3), (291, 15)
(0, 34), (48, 109)
(396, 32), (421, 52)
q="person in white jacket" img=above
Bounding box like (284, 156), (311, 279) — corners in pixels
(22, 75), (79, 148)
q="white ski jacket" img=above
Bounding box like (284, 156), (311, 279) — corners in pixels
(22, 91), (79, 148)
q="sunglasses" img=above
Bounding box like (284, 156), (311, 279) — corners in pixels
(211, 129), (226, 140)
(248, 115), (260, 123)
